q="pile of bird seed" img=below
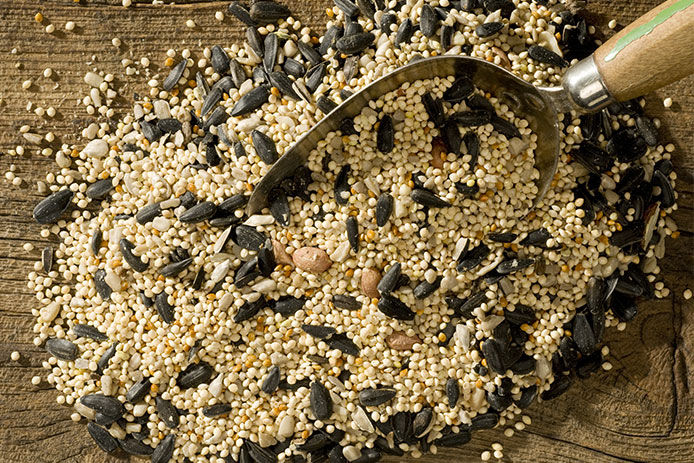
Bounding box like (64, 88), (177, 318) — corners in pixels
(24, 0), (680, 462)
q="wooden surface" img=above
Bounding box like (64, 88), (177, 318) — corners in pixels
(0, 1), (692, 462)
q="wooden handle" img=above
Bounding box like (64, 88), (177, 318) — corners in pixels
(594, 0), (694, 101)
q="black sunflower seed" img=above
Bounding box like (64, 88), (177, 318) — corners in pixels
(159, 257), (193, 278)
(296, 432), (332, 451)
(42, 246), (53, 272)
(446, 378), (460, 407)
(491, 115), (521, 139)
(528, 45), (568, 67)
(377, 295), (415, 320)
(540, 375), (571, 400)
(235, 298), (266, 323)
(573, 312), (596, 355)
(249, 1), (291, 24)
(270, 71), (300, 100)
(395, 18), (414, 47)
(434, 428), (471, 447)
(204, 105), (229, 130)
(487, 389), (512, 411)
(134, 202), (161, 225)
(87, 422), (118, 453)
(356, 0), (376, 20)
(420, 4), (438, 37)
(126, 377), (151, 403)
(73, 324), (108, 341)
(258, 244), (276, 277)
(514, 384), (538, 409)
(481, 338), (506, 374)
(443, 76), (474, 103)
(375, 193), (393, 227)
(119, 437), (154, 456)
(81, 394), (125, 418)
(376, 115), (394, 153)
(442, 119), (462, 155)
(272, 296), (306, 317)
(310, 381), (332, 420)
(267, 188), (290, 226)
(411, 189), (450, 208)
(263, 33), (279, 72)
(380, 12), (397, 32)
(246, 26), (265, 57)
(488, 232), (517, 243)
(471, 412), (499, 430)
(97, 342), (117, 374)
(422, 93), (444, 126)
(178, 362), (214, 389)
(334, 0), (359, 17)
(283, 57), (305, 78)
(377, 263), (401, 295)
(326, 333), (360, 356)
(158, 118), (183, 134)
(306, 62), (328, 93)
(475, 21), (504, 38)
(155, 397), (179, 428)
(261, 365), (281, 393)
(44, 337), (78, 361)
(94, 269), (112, 300)
(151, 434), (175, 463)
(392, 411), (413, 443)
(608, 128), (648, 163)
(33, 188), (73, 224)
(521, 228), (551, 247)
(297, 41), (322, 67)
(440, 24), (453, 48)
(199, 88), (222, 118)
(228, 1), (256, 25)
(201, 403), (232, 418)
(118, 238), (148, 272)
(205, 140), (222, 167)
(345, 216), (359, 252)
(317, 96), (338, 114)
(251, 129), (279, 164)
(611, 295), (638, 322)
(211, 45), (230, 74)
(234, 225), (267, 251)
(453, 110), (492, 127)
(233, 85), (270, 117)
(456, 243), (490, 272)
(359, 387), (396, 406)
(496, 258), (534, 274)
(334, 164), (351, 205)
(140, 120), (163, 142)
(155, 292), (175, 324)
(504, 304), (535, 325)
(195, 71), (210, 97)
(559, 336), (579, 370)
(224, 60), (244, 90)
(374, 436), (404, 456)
(216, 195), (247, 216)
(162, 59), (187, 91)
(320, 25), (344, 55)
(414, 276), (442, 299)
(333, 294), (360, 311)
(302, 324), (336, 339)
(180, 201), (217, 223)
(653, 170), (675, 208)
(235, 258), (260, 288)
(412, 407), (433, 437)
(344, 19), (364, 36)
(86, 178), (114, 200)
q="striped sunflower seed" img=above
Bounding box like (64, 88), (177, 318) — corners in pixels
(33, 188), (73, 224)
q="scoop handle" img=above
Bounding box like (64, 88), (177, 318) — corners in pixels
(594, 0), (694, 101)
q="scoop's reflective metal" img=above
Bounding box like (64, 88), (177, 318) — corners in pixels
(247, 55), (612, 215)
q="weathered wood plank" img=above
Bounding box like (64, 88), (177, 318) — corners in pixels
(0, 1), (691, 462)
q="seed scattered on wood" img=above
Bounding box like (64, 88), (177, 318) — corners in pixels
(45, 337), (78, 361)
(33, 188), (73, 224)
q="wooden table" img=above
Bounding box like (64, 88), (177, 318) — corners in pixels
(0, 1), (691, 462)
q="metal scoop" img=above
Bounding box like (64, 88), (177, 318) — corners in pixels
(248, 0), (694, 214)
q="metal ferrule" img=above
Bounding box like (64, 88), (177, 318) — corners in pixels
(561, 56), (615, 114)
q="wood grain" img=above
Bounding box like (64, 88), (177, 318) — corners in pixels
(594, 0), (694, 101)
(0, 1), (692, 462)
